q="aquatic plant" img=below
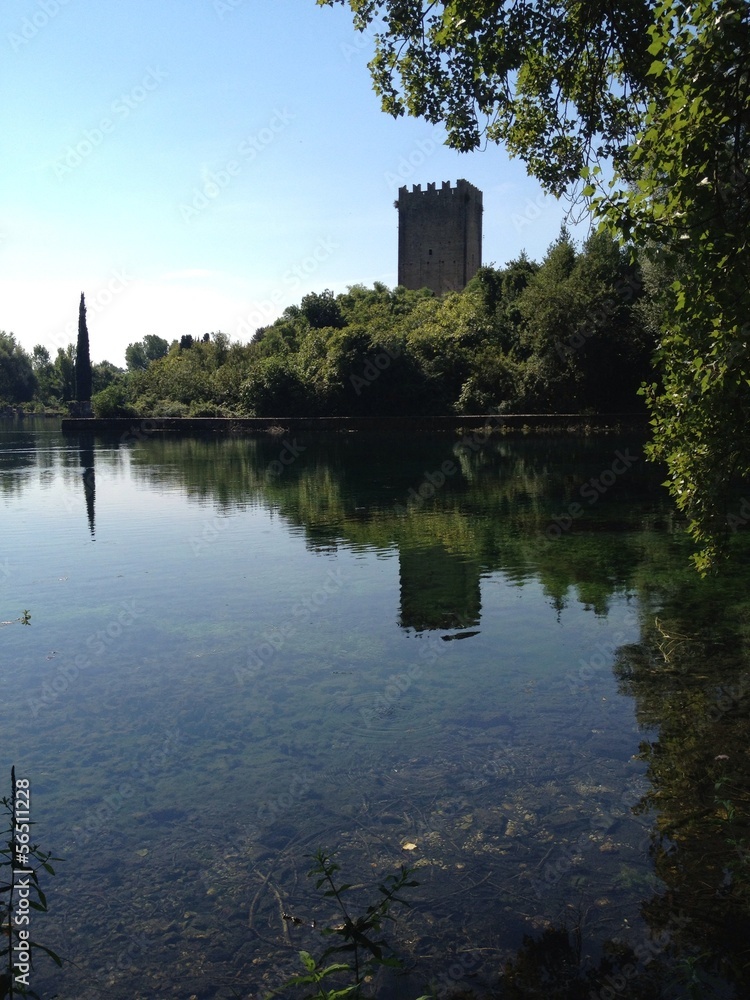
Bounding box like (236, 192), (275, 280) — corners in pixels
(0, 613), (30, 629)
(1, 767), (61, 999)
(271, 848), (424, 1000)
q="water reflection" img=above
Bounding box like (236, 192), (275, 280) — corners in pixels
(612, 577), (750, 998)
(399, 543), (481, 631)
(79, 438), (96, 539)
(2, 421), (749, 998)
(118, 431), (671, 631)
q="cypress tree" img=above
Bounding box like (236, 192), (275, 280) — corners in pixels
(75, 292), (92, 405)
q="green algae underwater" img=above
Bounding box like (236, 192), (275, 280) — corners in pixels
(1, 418), (749, 999)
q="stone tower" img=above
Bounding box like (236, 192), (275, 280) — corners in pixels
(397, 179), (483, 295)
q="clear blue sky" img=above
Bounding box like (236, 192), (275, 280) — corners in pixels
(1, 0), (583, 365)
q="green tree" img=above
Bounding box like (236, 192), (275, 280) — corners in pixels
(466, 256), (538, 354)
(127, 334), (240, 416)
(31, 345), (60, 405)
(318, 0), (654, 189)
(516, 229), (581, 410)
(239, 354), (308, 416)
(566, 230), (651, 412)
(92, 360), (124, 394)
(92, 381), (135, 418)
(211, 339), (253, 410)
(54, 345), (76, 403)
(594, 0), (750, 571)
(300, 289), (346, 330)
(125, 335), (169, 370)
(0, 333), (36, 405)
(320, 0), (750, 569)
(75, 292), (92, 404)
(514, 230), (649, 412)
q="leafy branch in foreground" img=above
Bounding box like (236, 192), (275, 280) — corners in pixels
(319, 0), (750, 573)
(271, 849), (424, 1000)
(1, 768), (62, 1000)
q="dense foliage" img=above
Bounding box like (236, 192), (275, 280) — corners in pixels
(317, 0), (750, 571)
(318, 0), (655, 192)
(595, 0), (750, 573)
(0, 234), (655, 421)
(0, 333), (36, 405)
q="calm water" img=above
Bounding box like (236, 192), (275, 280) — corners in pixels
(1, 417), (749, 999)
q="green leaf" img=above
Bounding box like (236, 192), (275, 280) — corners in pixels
(28, 940), (63, 967)
(323, 987), (360, 999)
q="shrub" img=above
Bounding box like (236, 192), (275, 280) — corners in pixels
(91, 384), (136, 418)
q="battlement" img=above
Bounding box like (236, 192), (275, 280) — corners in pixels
(397, 179), (483, 201)
(397, 179), (483, 295)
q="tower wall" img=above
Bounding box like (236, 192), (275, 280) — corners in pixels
(397, 179), (483, 295)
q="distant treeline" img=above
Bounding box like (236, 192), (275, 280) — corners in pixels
(1, 229), (661, 418)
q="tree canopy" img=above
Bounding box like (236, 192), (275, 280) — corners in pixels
(125, 335), (170, 371)
(319, 0), (750, 571)
(317, 0), (655, 191)
(0, 332), (37, 405)
(100, 237), (650, 419)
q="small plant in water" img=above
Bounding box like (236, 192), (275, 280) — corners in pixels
(0, 613), (31, 629)
(1, 767), (61, 999)
(271, 849), (423, 1000)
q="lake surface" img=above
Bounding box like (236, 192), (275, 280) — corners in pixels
(1, 417), (749, 999)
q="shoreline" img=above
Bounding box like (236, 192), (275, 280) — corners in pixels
(59, 413), (649, 436)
